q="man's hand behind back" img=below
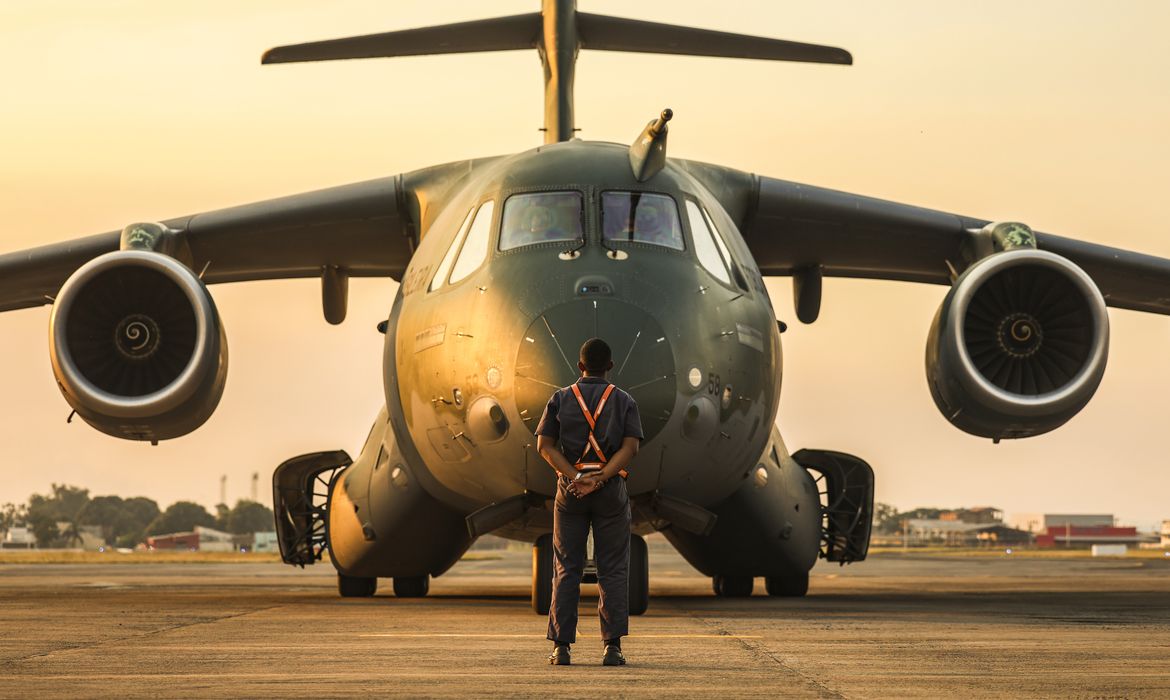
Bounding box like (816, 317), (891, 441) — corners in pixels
(568, 473), (604, 498)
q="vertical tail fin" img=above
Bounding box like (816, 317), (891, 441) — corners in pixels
(261, 1), (851, 144)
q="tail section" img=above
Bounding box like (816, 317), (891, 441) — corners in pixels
(262, 0), (851, 143)
(260, 13), (542, 64)
(575, 12), (851, 64)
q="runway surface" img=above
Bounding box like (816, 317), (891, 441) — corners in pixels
(1, 542), (1168, 698)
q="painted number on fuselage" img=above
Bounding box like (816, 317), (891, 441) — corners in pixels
(401, 264), (433, 296)
(707, 372), (722, 396)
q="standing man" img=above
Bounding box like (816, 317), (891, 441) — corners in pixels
(536, 338), (643, 667)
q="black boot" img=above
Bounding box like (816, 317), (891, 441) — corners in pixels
(548, 643), (571, 665)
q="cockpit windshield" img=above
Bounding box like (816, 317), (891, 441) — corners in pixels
(601, 192), (684, 250)
(499, 191), (584, 251)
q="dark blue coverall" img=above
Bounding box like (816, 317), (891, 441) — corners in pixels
(536, 376), (644, 645)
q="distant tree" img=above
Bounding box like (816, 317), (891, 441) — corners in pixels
(26, 484), (90, 548)
(78, 495), (161, 546)
(223, 500), (275, 534)
(214, 503), (231, 531)
(79, 495), (126, 544)
(118, 497), (160, 547)
(873, 502), (901, 534)
(146, 501), (216, 536)
(1, 502), (27, 532)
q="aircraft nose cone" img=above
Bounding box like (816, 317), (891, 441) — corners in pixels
(514, 298), (674, 442)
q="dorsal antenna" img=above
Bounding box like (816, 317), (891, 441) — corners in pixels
(262, 0), (851, 144)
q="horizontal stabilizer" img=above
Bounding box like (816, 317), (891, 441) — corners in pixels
(261, 13), (542, 64)
(577, 12), (852, 65)
(260, 5), (853, 141)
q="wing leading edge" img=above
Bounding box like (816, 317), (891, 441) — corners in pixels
(0, 159), (491, 314)
(680, 160), (1170, 316)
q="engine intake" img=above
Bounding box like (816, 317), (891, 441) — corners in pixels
(49, 251), (228, 442)
(926, 249), (1108, 440)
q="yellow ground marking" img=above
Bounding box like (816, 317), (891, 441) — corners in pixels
(361, 633), (762, 639)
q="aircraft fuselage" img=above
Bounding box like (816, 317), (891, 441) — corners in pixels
(392, 141), (781, 507)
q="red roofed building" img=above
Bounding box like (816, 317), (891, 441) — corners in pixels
(1033, 514), (1147, 548)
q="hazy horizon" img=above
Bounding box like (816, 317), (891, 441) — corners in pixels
(2, 1), (1168, 532)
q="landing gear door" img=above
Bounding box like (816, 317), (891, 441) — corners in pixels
(272, 450), (353, 566)
(792, 449), (874, 564)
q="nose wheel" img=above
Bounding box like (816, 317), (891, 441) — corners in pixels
(532, 533), (554, 614)
(338, 573), (377, 598)
(712, 575), (754, 597)
(764, 572), (809, 597)
(393, 575), (430, 598)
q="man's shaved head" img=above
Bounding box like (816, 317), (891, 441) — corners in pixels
(579, 338), (612, 373)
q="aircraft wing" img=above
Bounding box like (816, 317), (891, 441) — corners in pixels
(0, 159), (489, 314)
(680, 161), (1170, 316)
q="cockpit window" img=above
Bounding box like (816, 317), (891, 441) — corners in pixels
(449, 201), (495, 284)
(685, 200), (731, 285)
(499, 191), (583, 251)
(687, 201), (750, 292)
(704, 205), (751, 292)
(429, 207), (475, 292)
(601, 192), (684, 250)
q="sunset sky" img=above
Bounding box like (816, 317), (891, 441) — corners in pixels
(1, 1), (1168, 530)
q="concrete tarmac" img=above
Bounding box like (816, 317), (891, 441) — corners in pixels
(1, 544), (1168, 698)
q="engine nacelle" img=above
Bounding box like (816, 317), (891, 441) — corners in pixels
(926, 249), (1108, 440)
(49, 251), (228, 442)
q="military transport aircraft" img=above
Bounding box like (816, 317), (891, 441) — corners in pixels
(3, 1), (1169, 613)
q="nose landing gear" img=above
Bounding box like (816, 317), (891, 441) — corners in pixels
(394, 575), (430, 598)
(712, 575), (753, 597)
(338, 574), (377, 598)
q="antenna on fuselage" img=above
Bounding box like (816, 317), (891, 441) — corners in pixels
(261, 0), (851, 144)
(630, 108), (672, 182)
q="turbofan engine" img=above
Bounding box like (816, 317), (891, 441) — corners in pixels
(49, 251), (228, 442)
(925, 249), (1108, 440)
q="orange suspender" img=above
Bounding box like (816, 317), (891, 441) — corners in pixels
(569, 382), (628, 479)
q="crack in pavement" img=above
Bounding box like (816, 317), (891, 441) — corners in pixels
(7, 603), (287, 666)
(660, 599), (847, 699)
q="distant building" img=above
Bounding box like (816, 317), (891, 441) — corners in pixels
(147, 526), (236, 552)
(1033, 514), (1156, 548)
(1044, 514), (1114, 529)
(906, 519), (1031, 547)
(253, 532), (279, 553)
(939, 507), (1003, 525)
(1161, 520), (1170, 548)
(44, 522), (105, 550)
(77, 525), (105, 550)
(2, 526), (35, 549)
(146, 531), (199, 550)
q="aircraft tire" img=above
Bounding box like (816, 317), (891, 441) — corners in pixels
(712, 575), (753, 597)
(338, 573), (377, 598)
(765, 572), (809, 597)
(532, 533), (554, 615)
(628, 534), (649, 616)
(393, 575), (429, 598)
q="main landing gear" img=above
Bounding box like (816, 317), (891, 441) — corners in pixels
(765, 572), (809, 597)
(338, 574), (377, 598)
(532, 533), (650, 616)
(711, 572), (809, 598)
(337, 574), (430, 598)
(393, 575), (430, 598)
(712, 575), (753, 597)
